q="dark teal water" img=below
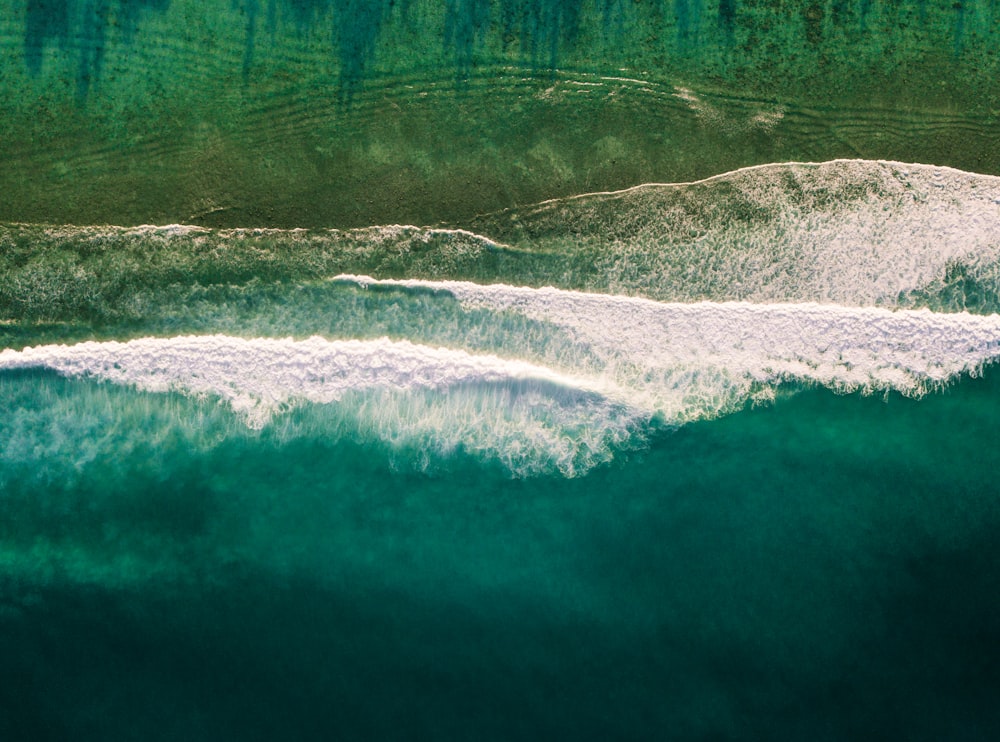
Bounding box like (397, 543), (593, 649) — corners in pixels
(2, 367), (1000, 739)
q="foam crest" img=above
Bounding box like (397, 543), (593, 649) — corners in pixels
(0, 336), (639, 476)
(339, 276), (1000, 399)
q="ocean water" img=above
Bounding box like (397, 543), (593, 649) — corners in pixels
(5, 1), (1000, 737)
(3, 159), (1000, 738)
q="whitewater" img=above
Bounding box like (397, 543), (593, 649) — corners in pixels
(5, 278), (1000, 476)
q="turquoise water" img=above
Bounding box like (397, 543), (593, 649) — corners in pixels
(3, 160), (1000, 738)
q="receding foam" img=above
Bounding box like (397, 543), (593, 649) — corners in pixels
(470, 159), (1000, 310)
(5, 161), (1000, 335)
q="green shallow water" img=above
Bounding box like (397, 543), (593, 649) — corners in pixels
(2, 367), (1000, 739)
(3, 0), (1000, 227)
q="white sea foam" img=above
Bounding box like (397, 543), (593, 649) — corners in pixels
(6, 280), (1000, 474)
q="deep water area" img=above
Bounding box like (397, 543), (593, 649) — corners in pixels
(2, 366), (1000, 739)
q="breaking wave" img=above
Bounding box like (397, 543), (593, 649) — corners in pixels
(6, 277), (1000, 475)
